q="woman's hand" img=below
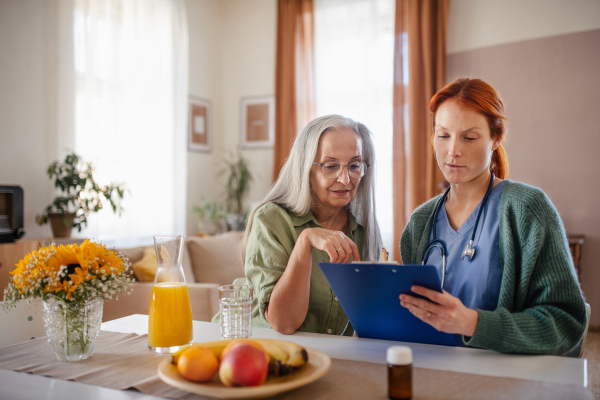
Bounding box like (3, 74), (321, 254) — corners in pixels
(264, 227), (359, 334)
(301, 228), (360, 263)
(399, 286), (479, 337)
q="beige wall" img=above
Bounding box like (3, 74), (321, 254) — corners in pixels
(185, 0), (276, 235)
(185, 0), (223, 235)
(448, 3), (600, 326)
(218, 0), (276, 211)
(447, 0), (600, 54)
(0, 0), (53, 238)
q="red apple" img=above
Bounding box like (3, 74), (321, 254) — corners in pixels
(220, 339), (268, 362)
(219, 343), (269, 387)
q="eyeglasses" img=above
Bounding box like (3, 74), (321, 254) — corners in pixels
(313, 161), (369, 179)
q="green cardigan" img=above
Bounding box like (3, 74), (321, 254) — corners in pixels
(400, 180), (587, 355)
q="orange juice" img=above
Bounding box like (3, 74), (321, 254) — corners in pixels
(148, 282), (193, 349)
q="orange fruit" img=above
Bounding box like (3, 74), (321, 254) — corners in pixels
(220, 339), (269, 362)
(177, 346), (219, 382)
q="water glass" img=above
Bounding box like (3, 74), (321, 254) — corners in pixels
(219, 284), (253, 339)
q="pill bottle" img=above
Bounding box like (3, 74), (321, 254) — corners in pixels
(387, 345), (412, 400)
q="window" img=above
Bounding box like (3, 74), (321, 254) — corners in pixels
(314, 0), (395, 257)
(72, 0), (188, 247)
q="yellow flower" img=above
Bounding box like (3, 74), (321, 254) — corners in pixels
(45, 279), (66, 294)
(42, 244), (92, 294)
(82, 240), (125, 275)
(70, 264), (91, 286)
(46, 245), (82, 272)
(9, 246), (55, 292)
(4, 240), (131, 306)
(65, 282), (78, 300)
(10, 258), (31, 290)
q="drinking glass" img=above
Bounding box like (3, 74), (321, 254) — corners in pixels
(148, 235), (193, 353)
(219, 284), (253, 339)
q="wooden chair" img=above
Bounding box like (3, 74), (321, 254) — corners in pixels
(0, 300), (46, 348)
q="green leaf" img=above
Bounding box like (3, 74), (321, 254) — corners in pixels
(37, 151), (128, 230)
(220, 152), (253, 214)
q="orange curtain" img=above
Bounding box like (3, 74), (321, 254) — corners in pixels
(273, 0), (315, 181)
(393, 0), (449, 262)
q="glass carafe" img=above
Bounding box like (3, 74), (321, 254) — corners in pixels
(148, 235), (193, 353)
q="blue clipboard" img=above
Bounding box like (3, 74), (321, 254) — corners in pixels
(318, 262), (456, 346)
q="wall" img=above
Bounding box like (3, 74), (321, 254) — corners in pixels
(447, 1), (600, 326)
(185, 0), (276, 235)
(447, 0), (600, 54)
(218, 0), (276, 212)
(0, 0), (53, 239)
(185, 0), (224, 235)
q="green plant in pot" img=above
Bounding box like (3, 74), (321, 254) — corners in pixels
(191, 197), (227, 235)
(36, 152), (127, 238)
(220, 152), (253, 231)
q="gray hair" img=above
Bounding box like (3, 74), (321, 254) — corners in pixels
(242, 114), (382, 262)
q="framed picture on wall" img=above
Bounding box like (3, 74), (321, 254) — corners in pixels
(240, 96), (274, 149)
(188, 96), (212, 153)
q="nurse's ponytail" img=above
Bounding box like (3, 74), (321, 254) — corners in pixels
(491, 143), (508, 181)
(430, 78), (509, 180)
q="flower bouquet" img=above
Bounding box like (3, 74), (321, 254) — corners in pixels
(2, 240), (134, 361)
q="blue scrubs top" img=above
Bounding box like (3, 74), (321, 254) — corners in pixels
(427, 181), (507, 313)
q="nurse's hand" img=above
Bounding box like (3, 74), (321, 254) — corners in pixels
(399, 286), (479, 337)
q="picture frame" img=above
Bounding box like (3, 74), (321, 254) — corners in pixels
(188, 96), (212, 153)
(240, 95), (274, 149)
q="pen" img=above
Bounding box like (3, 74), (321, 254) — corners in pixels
(382, 248), (388, 262)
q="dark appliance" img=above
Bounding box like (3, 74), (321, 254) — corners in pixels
(0, 185), (25, 243)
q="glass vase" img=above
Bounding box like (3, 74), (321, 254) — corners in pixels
(42, 296), (103, 362)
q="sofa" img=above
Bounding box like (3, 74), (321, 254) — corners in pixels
(102, 231), (245, 323)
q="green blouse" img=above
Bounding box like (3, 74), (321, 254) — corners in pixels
(245, 202), (364, 336)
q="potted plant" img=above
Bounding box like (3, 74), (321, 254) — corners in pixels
(220, 152), (253, 231)
(191, 197), (227, 235)
(35, 152), (127, 238)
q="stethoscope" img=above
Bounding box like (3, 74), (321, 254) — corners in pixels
(421, 172), (495, 289)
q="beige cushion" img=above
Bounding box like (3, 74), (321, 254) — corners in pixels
(115, 242), (196, 283)
(187, 231), (245, 285)
(131, 246), (158, 282)
(116, 246), (145, 265)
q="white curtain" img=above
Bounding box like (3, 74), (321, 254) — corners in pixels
(66, 0), (189, 247)
(314, 0), (395, 258)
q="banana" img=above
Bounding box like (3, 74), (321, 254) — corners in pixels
(172, 345), (195, 365)
(171, 340), (233, 365)
(253, 339), (289, 363)
(200, 340), (234, 359)
(253, 339), (291, 377)
(254, 339), (308, 375)
(170, 338), (309, 377)
(267, 339), (309, 368)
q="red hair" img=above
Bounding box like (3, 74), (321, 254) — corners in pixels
(430, 78), (509, 179)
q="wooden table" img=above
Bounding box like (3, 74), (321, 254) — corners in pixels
(0, 314), (591, 399)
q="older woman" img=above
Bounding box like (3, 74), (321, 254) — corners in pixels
(399, 78), (587, 355)
(244, 114), (381, 335)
